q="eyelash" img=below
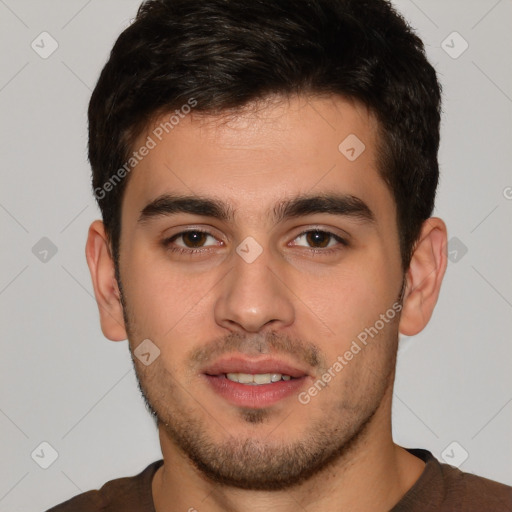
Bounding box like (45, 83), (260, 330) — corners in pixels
(162, 228), (349, 256)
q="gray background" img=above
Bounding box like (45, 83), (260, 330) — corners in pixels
(0, 0), (511, 510)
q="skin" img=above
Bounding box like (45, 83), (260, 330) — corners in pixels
(86, 94), (447, 511)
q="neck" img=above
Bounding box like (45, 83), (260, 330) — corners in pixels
(152, 392), (425, 512)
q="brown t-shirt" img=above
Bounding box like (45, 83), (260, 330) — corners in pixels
(46, 449), (512, 511)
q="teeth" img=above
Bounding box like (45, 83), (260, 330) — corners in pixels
(254, 373), (272, 384)
(238, 373), (254, 384)
(225, 373), (293, 384)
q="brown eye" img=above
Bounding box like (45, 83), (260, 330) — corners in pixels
(305, 230), (331, 248)
(292, 229), (348, 252)
(163, 230), (219, 252)
(181, 231), (209, 248)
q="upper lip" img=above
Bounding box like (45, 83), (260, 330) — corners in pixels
(203, 356), (311, 378)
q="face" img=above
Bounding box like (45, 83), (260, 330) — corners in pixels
(115, 95), (406, 490)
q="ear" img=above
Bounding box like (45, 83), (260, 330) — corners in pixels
(399, 217), (448, 336)
(85, 220), (127, 341)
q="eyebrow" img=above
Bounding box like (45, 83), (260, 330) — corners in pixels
(138, 193), (375, 225)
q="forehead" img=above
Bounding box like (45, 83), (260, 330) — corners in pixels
(122, 94), (394, 226)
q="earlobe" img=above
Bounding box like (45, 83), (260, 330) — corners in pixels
(398, 217), (448, 336)
(85, 220), (127, 341)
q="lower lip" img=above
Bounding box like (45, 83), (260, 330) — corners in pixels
(204, 374), (308, 408)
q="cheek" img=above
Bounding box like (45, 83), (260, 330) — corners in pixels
(120, 246), (220, 338)
(290, 250), (399, 350)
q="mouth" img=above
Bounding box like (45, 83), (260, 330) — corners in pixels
(202, 357), (311, 408)
(223, 372), (294, 384)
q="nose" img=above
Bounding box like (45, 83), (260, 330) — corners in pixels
(214, 245), (295, 333)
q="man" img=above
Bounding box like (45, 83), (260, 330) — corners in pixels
(48, 0), (512, 510)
